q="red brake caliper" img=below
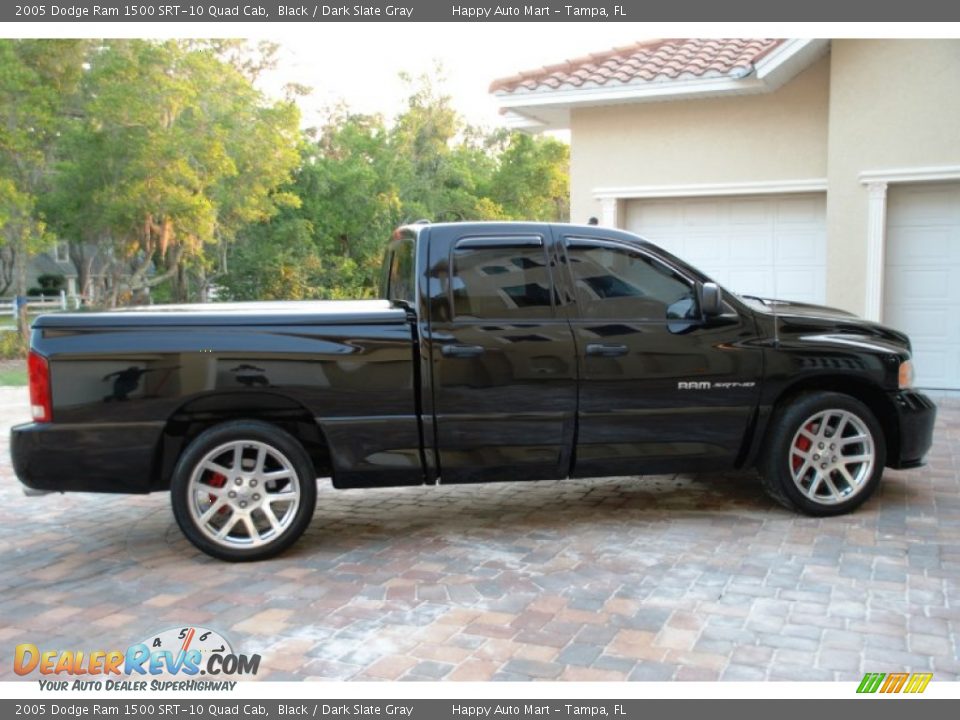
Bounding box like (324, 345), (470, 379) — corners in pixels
(208, 472), (229, 514)
(793, 423), (814, 471)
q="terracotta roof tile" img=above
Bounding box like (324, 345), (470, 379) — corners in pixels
(489, 38), (785, 93)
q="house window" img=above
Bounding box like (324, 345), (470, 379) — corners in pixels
(55, 242), (69, 263)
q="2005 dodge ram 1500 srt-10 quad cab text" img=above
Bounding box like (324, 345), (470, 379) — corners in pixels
(11, 222), (937, 560)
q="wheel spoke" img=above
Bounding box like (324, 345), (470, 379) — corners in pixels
(242, 515), (261, 544)
(202, 461), (232, 477)
(263, 469), (293, 481)
(254, 446), (267, 475)
(842, 454), (873, 464)
(833, 414), (850, 440)
(837, 465), (858, 490)
(823, 474), (843, 500)
(231, 444), (243, 471)
(840, 434), (869, 446)
(199, 497), (228, 524)
(215, 515), (240, 540)
(262, 504), (282, 532)
(806, 472), (825, 498)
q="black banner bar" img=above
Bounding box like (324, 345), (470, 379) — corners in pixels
(4, 0), (960, 22)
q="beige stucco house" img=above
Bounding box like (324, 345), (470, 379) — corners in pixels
(491, 39), (960, 389)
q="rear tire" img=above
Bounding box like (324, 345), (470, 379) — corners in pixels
(759, 392), (885, 516)
(170, 420), (317, 561)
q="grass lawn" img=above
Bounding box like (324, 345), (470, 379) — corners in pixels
(0, 361), (26, 386)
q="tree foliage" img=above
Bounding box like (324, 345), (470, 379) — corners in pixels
(0, 41), (569, 306)
(0, 40), (87, 295)
(218, 75), (570, 301)
(44, 40), (302, 305)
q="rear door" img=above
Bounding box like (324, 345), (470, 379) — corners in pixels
(425, 225), (577, 483)
(560, 234), (763, 477)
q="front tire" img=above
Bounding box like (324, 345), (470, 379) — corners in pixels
(759, 392), (886, 516)
(170, 420), (317, 561)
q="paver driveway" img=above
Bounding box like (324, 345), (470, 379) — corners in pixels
(0, 387), (957, 682)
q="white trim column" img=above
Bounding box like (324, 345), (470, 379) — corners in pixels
(864, 181), (888, 322)
(599, 197), (620, 228)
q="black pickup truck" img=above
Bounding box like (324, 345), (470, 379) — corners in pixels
(11, 222), (936, 560)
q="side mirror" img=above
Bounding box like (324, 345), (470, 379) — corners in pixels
(699, 282), (723, 317)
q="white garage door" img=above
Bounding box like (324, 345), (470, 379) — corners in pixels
(624, 193), (827, 304)
(884, 182), (960, 389)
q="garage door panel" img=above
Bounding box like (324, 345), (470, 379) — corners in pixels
(628, 201), (681, 229)
(775, 270), (823, 305)
(626, 193), (826, 305)
(883, 181), (960, 389)
(911, 349), (950, 388)
(727, 269), (775, 297)
(773, 230), (826, 265)
(776, 196), (822, 224)
(729, 199), (770, 225)
(889, 188), (959, 225)
(729, 233), (773, 263)
(649, 235), (686, 258)
(706, 267), (734, 288)
(684, 234), (729, 263)
(885, 227), (953, 265)
(682, 201), (723, 226)
(887, 269), (950, 301)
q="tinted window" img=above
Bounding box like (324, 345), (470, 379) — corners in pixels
(567, 243), (697, 320)
(452, 244), (554, 319)
(386, 238), (416, 305)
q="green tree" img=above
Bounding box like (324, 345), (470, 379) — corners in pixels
(218, 73), (570, 302)
(219, 112), (400, 301)
(485, 131), (569, 221)
(48, 40), (301, 306)
(0, 40), (87, 295)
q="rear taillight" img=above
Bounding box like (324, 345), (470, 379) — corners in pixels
(27, 351), (52, 423)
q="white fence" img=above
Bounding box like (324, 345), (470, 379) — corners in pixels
(0, 291), (83, 321)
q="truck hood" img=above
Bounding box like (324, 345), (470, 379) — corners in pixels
(740, 297), (858, 321)
(33, 299), (408, 328)
(742, 297), (912, 353)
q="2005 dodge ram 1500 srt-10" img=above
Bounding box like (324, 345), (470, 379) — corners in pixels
(11, 222), (937, 560)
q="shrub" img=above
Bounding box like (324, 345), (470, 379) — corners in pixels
(0, 329), (26, 359)
(37, 273), (65, 292)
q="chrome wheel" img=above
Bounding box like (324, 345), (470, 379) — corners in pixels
(789, 409), (876, 505)
(187, 440), (301, 550)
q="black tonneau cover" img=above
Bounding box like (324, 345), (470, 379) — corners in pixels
(34, 299), (407, 328)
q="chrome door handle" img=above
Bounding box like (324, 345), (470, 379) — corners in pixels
(441, 344), (485, 358)
(585, 343), (628, 357)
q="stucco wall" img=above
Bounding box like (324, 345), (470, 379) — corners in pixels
(568, 54), (831, 224)
(825, 39), (960, 315)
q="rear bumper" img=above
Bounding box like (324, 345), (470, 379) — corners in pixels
(887, 390), (937, 469)
(11, 421), (164, 494)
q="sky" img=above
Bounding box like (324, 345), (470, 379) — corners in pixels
(10, 22), (954, 132)
(255, 23), (658, 130)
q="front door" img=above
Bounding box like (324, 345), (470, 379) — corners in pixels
(561, 235), (762, 477)
(426, 226), (577, 483)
